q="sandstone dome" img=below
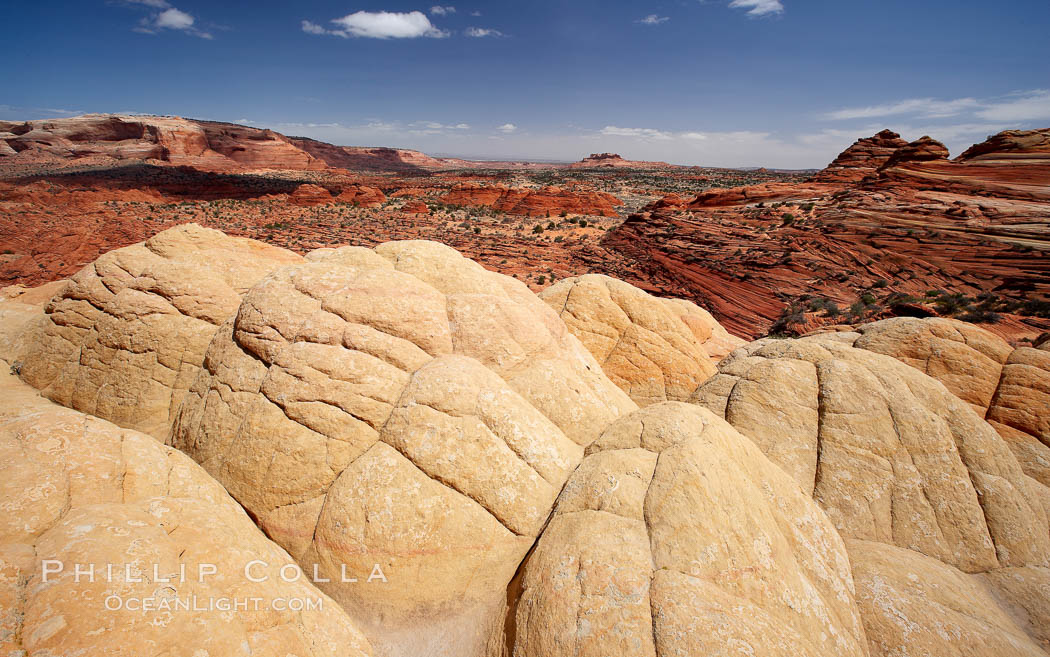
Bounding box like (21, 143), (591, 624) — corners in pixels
(692, 334), (1049, 572)
(539, 274), (739, 406)
(17, 223), (302, 438)
(0, 370), (371, 657)
(836, 317), (1050, 497)
(513, 402), (869, 657)
(168, 241), (635, 656)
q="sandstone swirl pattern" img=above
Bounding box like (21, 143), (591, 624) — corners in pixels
(540, 274), (738, 406)
(18, 224), (302, 438)
(0, 371), (371, 657)
(513, 402), (869, 657)
(169, 241), (635, 657)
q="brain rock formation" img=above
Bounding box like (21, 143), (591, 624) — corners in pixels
(169, 241), (635, 657)
(539, 274), (736, 406)
(842, 317), (1050, 493)
(692, 335), (1050, 573)
(513, 402), (869, 657)
(18, 224), (302, 438)
(0, 371), (371, 657)
(848, 539), (1049, 657)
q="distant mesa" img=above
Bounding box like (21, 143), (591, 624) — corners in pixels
(569, 152), (672, 169)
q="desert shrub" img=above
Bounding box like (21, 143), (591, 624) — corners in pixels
(959, 310), (1002, 324)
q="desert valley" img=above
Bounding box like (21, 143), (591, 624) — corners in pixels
(2, 115), (1048, 343)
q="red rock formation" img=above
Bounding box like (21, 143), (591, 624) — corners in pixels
(289, 183), (333, 206)
(881, 136), (950, 169)
(0, 115), (329, 171)
(957, 129), (1050, 162)
(335, 184), (386, 207)
(810, 129), (910, 182)
(687, 182), (832, 209)
(401, 200), (429, 214)
(442, 184), (623, 217)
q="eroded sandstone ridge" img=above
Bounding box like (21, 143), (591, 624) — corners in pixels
(2, 227), (1049, 657)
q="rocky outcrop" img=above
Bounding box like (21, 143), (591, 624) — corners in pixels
(18, 224), (301, 438)
(686, 182), (831, 208)
(850, 317), (1013, 414)
(168, 241), (635, 657)
(986, 346), (1050, 486)
(443, 184), (623, 217)
(289, 183), (334, 206)
(693, 335), (1049, 572)
(957, 128), (1050, 162)
(513, 402), (869, 657)
(336, 184), (386, 207)
(828, 317), (1050, 490)
(539, 274), (729, 405)
(0, 370), (372, 657)
(811, 129), (910, 182)
(400, 199), (429, 213)
(881, 136), (950, 169)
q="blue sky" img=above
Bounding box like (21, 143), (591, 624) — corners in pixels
(3, 0), (1049, 167)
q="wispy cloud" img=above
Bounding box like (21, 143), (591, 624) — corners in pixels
(304, 11), (449, 39)
(601, 126), (673, 140)
(728, 0), (784, 17)
(824, 97), (980, 121)
(465, 27), (504, 37)
(824, 90), (1050, 124)
(430, 5), (455, 15)
(498, 123), (517, 134)
(637, 14), (669, 25)
(976, 89), (1050, 121)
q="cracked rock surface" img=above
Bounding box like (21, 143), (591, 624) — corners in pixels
(0, 370), (372, 657)
(693, 334), (1050, 573)
(169, 240), (636, 657)
(19, 223), (302, 438)
(513, 402), (869, 657)
(540, 274), (739, 407)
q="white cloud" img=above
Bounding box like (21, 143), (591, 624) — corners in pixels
(313, 11), (449, 39)
(430, 6), (455, 15)
(498, 123), (517, 134)
(824, 97), (980, 121)
(470, 10), (481, 16)
(465, 27), (503, 37)
(679, 132), (708, 140)
(155, 7), (193, 30)
(601, 126), (673, 140)
(130, 3), (212, 38)
(976, 89), (1050, 121)
(728, 0), (784, 17)
(638, 14), (669, 25)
